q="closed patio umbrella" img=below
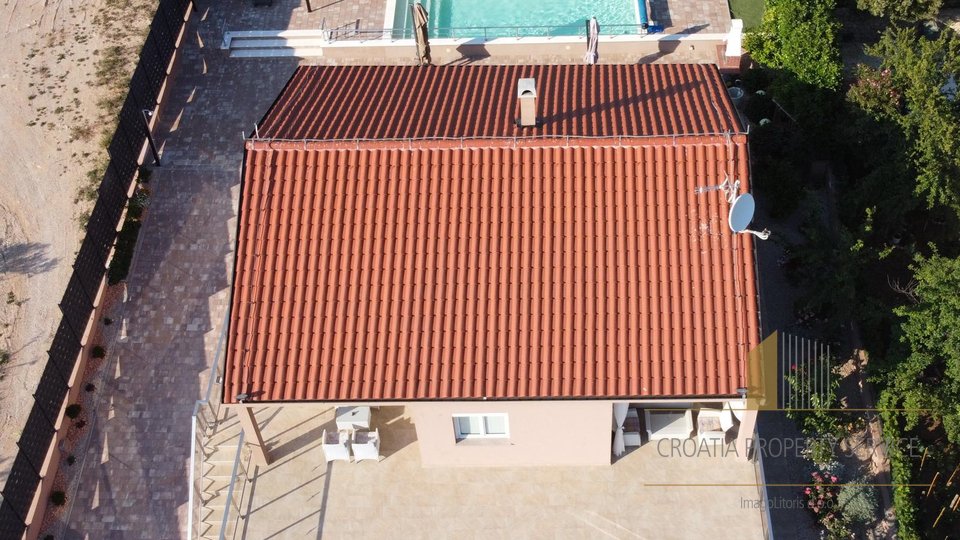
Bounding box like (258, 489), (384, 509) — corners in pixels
(583, 17), (599, 65)
(412, 2), (432, 66)
(613, 402), (629, 456)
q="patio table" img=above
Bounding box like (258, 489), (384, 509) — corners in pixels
(335, 406), (371, 431)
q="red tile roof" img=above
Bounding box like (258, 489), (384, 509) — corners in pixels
(225, 64), (759, 404)
(256, 64), (742, 141)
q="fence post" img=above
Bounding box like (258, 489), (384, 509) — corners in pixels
(142, 109), (162, 166)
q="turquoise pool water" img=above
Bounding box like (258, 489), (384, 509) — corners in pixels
(393, 0), (639, 38)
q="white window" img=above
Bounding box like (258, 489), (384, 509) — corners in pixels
(453, 414), (509, 440)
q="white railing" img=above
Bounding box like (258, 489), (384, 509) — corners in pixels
(753, 435), (774, 539)
(187, 310), (230, 540)
(217, 432), (251, 540)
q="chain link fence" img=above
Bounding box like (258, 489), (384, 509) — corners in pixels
(0, 0), (192, 535)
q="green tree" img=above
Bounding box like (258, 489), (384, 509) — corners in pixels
(849, 28), (960, 215)
(885, 252), (960, 443)
(743, 0), (842, 89)
(855, 0), (942, 22)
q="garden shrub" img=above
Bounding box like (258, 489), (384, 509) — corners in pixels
(127, 188), (150, 221)
(838, 480), (879, 525)
(805, 471), (850, 537)
(49, 490), (66, 506)
(880, 403), (919, 539)
(107, 219), (142, 285)
(91, 345), (106, 359)
(784, 360), (845, 438)
(137, 165), (152, 183)
(64, 404), (82, 420)
(817, 459), (845, 477)
(804, 437), (837, 469)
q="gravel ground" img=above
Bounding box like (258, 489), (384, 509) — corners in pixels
(0, 0), (121, 490)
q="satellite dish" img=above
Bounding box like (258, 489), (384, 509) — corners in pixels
(728, 193), (756, 233)
(694, 178), (771, 240)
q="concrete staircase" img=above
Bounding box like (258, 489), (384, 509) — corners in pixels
(222, 30), (328, 58)
(197, 415), (244, 540)
(222, 29), (393, 58)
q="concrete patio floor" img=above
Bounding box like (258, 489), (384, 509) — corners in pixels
(221, 0), (731, 35)
(229, 405), (766, 539)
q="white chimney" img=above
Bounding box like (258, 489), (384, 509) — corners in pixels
(517, 78), (538, 127)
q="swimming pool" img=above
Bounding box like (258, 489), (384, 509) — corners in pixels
(391, 0), (641, 39)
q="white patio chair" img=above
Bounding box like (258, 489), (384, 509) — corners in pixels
(321, 428), (351, 463)
(696, 407), (735, 443)
(351, 428), (381, 462)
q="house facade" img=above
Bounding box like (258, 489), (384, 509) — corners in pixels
(223, 63), (761, 467)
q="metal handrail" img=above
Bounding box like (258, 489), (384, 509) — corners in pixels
(187, 308), (231, 540)
(352, 23), (662, 41)
(218, 431), (246, 540)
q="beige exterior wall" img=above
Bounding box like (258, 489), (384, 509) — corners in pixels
(409, 400), (612, 467)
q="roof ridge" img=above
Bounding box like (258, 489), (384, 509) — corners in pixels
(245, 133), (749, 152)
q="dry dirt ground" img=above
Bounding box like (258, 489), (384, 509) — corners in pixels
(0, 0), (148, 490)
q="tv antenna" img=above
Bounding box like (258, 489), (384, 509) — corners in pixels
(695, 178), (770, 240)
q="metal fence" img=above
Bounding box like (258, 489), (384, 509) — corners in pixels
(0, 0), (192, 536)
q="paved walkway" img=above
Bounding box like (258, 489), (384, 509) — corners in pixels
(51, 2), (297, 538)
(47, 0), (737, 536)
(238, 405), (764, 540)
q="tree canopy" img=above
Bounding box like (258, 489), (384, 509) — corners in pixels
(884, 252), (960, 443)
(850, 28), (960, 216)
(743, 0), (842, 89)
(855, 0), (942, 22)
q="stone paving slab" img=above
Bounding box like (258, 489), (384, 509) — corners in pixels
(52, 2), (298, 538)
(49, 0), (738, 537)
(237, 405), (766, 539)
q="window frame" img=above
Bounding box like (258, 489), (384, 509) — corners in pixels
(452, 413), (510, 440)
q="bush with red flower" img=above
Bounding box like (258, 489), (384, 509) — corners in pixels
(805, 471), (852, 538)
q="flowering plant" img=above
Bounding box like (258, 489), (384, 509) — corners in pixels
(806, 471), (840, 525)
(848, 66), (902, 120)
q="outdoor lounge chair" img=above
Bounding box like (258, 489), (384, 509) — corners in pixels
(351, 428), (381, 462)
(696, 407), (736, 443)
(645, 409), (694, 440)
(321, 428), (351, 463)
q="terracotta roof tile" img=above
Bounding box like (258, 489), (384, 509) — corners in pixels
(256, 64), (742, 141)
(224, 64), (759, 403)
(226, 137), (759, 402)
